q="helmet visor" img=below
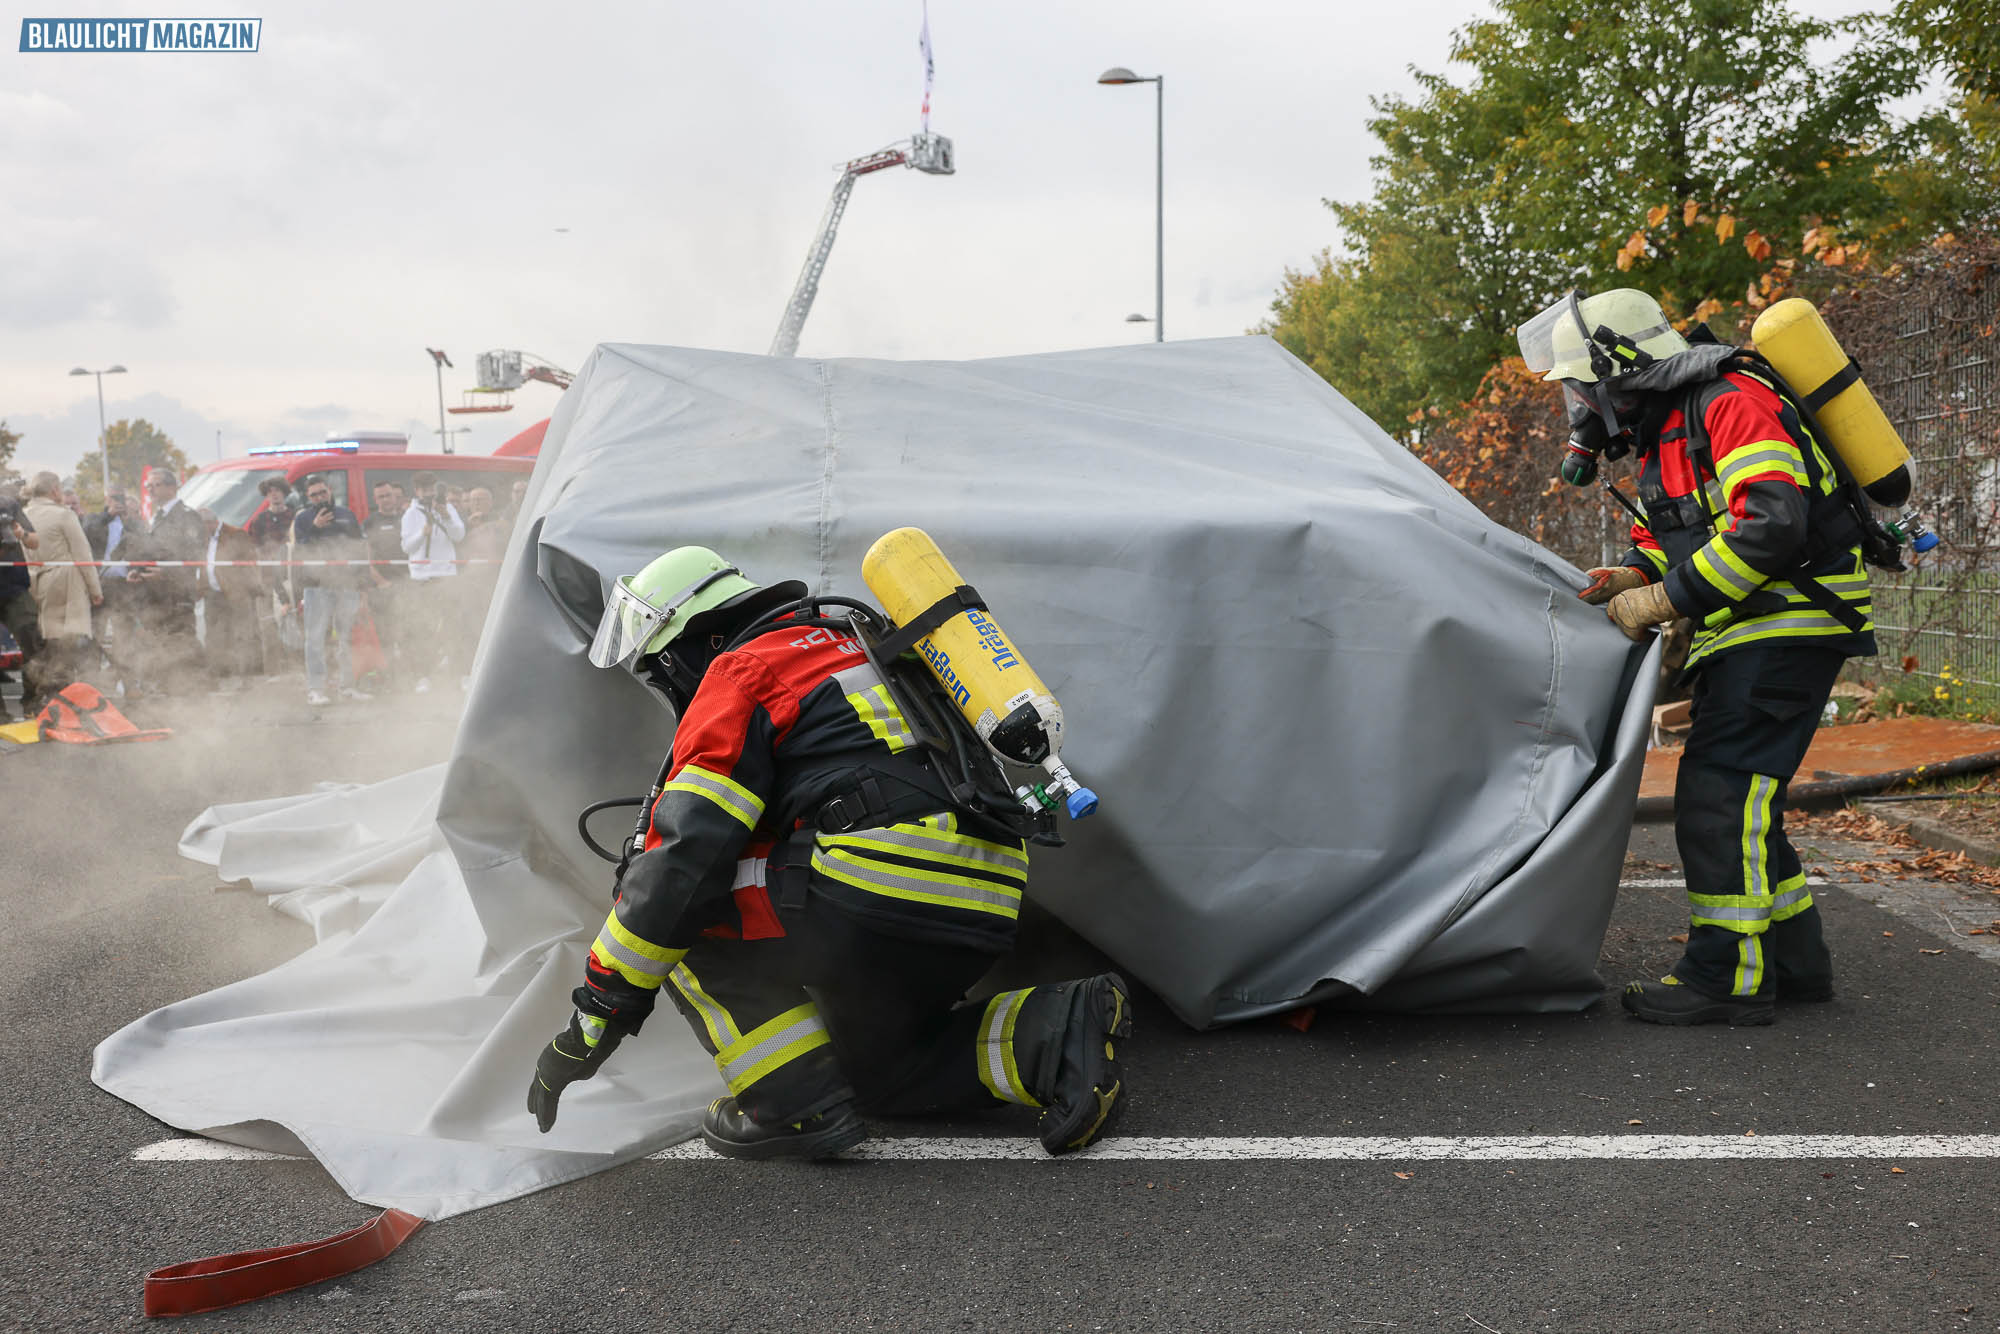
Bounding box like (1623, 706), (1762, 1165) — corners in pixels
(1516, 295), (1582, 378)
(589, 578), (673, 670)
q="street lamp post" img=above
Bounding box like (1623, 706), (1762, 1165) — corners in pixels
(1097, 66), (1163, 343)
(68, 364), (128, 501)
(425, 347), (454, 454)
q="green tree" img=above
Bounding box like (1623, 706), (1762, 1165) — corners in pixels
(0, 420), (19, 480)
(1263, 0), (1947, 437)
(72, 419), (190, 509)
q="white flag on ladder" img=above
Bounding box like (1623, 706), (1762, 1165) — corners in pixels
(918, 2), (934, 132)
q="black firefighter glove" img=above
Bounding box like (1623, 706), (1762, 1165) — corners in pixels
(527, 1010), (629, 1133)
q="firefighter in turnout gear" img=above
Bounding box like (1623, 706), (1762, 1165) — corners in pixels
(526, 546), (1131, 1157)
(1520, 289), (1877, 1026)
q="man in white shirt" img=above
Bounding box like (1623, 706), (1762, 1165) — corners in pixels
(399, 470), (466, 693)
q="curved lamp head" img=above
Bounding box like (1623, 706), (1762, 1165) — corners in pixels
(1124, 313), (1151, 323)
(1097, 66), (1149, 84)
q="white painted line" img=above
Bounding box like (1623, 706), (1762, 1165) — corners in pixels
(1621, 877), (1830, 890)
(136, 1131), (2000, 1166)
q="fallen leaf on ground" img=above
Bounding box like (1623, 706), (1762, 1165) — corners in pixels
(1394, 1171), (1414, 1180)
(1920, 948), (1945, 955)
(1626, 1119), (1644, 1126)
(1891, 1166), (1907, 1174)
(1669, 933), (1689, 944)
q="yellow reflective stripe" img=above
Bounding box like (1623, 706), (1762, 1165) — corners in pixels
(1770, 873), (1814, 922)
(846, 683), (916, 752)
(1717, 442), (1807, 493)
(1688, 608), (1872, 665)
(1742, 774), (1775, 899)
(1731, 933), (1765, 997)
(1700, 536), (1768, 597)
(909, 811), (1030, 861)
(668, 962), (740, 1049)
(1634, 546), (1669, 576)
(811, 846), (1023, 917)
(976, 988), (1041, 1107)
(716, 1003), (829, 1095)
(664, 763), (765, 830)
(822, 826), (1029, 882)
(577, 1012), (608, 1048)
(589, 909), (686, 989)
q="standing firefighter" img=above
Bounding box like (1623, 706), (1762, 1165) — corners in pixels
(527, 546), (1130, 1157)
(1520, 289), (1879, 1026)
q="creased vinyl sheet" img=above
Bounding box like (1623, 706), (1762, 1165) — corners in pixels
(94, 336), (1654, 1219)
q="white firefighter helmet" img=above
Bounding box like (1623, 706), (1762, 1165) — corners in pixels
(1517, 289), (1689, 385)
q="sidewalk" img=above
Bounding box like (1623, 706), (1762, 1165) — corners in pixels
(1637, 716), (2000, 820)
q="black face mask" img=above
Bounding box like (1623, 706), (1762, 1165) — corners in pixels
(1558, 383), (1640, 486)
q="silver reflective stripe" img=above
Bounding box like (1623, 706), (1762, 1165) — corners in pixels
(833, 662), (886, 695)
(592, 926), (673, 980)
(1744, 775), (1774, 898)
(830, 824), (1028, 877)
(577, 1012), (607, 1046)
(667, 767), (763, 827)
(669, 964), (739, 1047)
(812, 847), (1022, 912)
(720, 1009), (826, 1076)
(978, 989), (1038, 1106)
(1718, 445), (1805, 489)
(1772, 880), (1813, 915)
(1692, 902), (1774, 924)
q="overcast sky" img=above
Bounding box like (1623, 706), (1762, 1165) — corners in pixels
(3, 0), (1901, 481)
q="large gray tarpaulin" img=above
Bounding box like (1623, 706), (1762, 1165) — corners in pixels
(94, 335), (1654, 1219)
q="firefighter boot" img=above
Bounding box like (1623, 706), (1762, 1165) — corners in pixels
(701, 1096), (867, 1161)
(1621, 974), (1774, 1027)
(1017, 974), (1133, 1155)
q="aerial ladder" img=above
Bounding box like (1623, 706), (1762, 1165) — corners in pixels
(768, 130), (955, 358)
(449, 350), (576, 414)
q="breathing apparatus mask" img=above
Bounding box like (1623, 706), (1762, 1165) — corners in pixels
(1518, 288), (1688, 487)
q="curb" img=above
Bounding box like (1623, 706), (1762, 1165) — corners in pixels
(1860, 802), (2000, 868)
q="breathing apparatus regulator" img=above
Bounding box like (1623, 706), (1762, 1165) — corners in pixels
(1517, 288), (1937, 559)
(575, 535), (1099, 869)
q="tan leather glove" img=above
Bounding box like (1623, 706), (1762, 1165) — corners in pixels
(1577, 567), (1647, 606)
(1606, 581), (1679, 641)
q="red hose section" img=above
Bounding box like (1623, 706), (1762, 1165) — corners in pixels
(143, 1209), (424, 1318)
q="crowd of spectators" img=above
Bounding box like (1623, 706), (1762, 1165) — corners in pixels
(0, 468), (523, 719)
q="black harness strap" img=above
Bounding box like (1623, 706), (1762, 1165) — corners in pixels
(1801, 358), (1863, 415)
(873, 585), (984, 662)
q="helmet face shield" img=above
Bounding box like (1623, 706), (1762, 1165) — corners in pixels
(587, 565), (745, 671)
(589, 578), (673, 670)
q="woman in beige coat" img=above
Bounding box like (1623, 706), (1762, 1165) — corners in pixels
(24, 471), (101, 695)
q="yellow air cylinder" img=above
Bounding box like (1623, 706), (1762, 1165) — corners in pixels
(862, 527), (1097, 819)
(1751, 297), (1912, 507)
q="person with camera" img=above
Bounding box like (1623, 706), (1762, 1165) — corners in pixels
(291, 474), (369, 707)
(398, 470), (465, 694)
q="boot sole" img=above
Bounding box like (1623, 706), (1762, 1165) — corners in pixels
(1043, 974), (1133, 1155)
(1621, 994), (1774, 1027)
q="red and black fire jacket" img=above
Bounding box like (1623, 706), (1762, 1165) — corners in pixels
(1624, 368), (1874, 668)
(579, 620), (1030, 1021)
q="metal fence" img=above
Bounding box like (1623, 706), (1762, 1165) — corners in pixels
(1822, 236), (2000, 694)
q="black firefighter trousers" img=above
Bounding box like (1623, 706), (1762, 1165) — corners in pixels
(1671, 642), (1842, 1001)
(662, 890), (1061, 1128)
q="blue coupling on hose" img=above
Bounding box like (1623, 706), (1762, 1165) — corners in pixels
(1066, 787), (1099, 820)
(1912, 529), (1940, 554)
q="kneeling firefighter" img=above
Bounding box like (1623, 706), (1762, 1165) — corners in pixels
(526, 545), (1130, 1157)
(1519, 288), (1887, 1026)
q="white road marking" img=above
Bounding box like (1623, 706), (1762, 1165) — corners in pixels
(134, 1134), (2000, 1164)
(1620, 877), (1830, 889)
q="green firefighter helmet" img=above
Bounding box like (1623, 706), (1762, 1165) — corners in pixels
(1517, 288), (1690, 385)
(587, 545), (803, 673)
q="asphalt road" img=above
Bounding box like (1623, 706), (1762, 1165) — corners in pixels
(4, 682), (1999, 1332)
